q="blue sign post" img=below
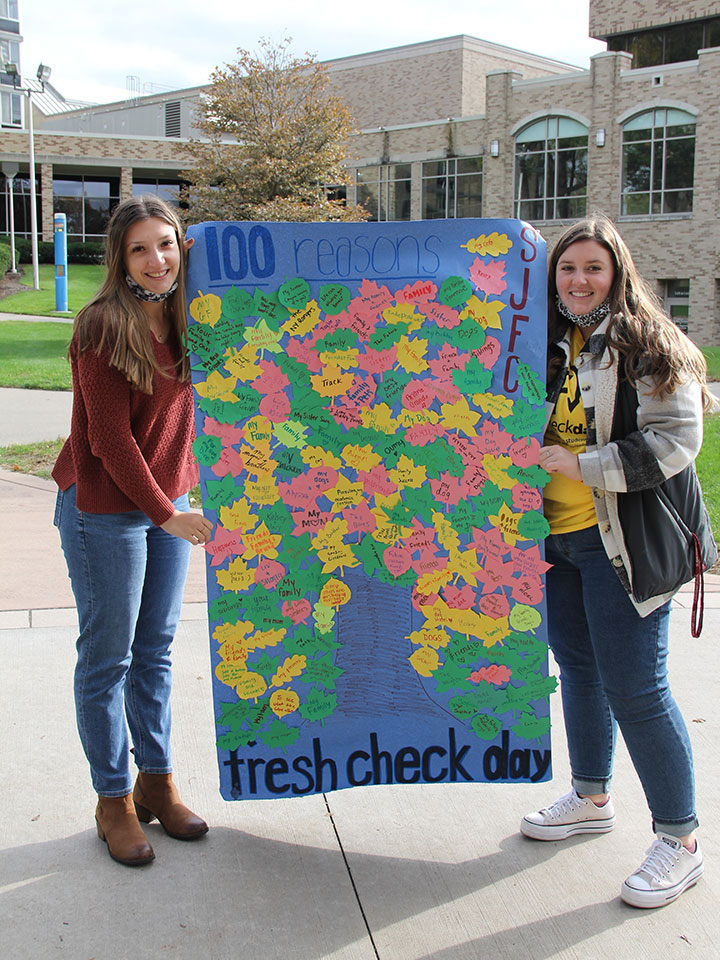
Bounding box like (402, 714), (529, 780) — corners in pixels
(54, 213), (68, 312)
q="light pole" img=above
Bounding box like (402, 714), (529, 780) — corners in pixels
(1, 161), (19, 274)
(4, 62), (52, 292)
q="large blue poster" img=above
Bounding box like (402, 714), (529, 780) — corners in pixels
(185, 219), (554, 800)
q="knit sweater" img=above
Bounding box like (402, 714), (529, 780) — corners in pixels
(52, 334), (198, 526)
(545, 314), (704, 615)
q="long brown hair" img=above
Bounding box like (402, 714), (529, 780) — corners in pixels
(547, 213), (711, 407)
(71, 195), (190, 393)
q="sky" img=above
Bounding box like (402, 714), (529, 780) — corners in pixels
(20, 1), (605, 105)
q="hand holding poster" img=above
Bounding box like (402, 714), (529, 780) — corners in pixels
(185, 219), (554, 800)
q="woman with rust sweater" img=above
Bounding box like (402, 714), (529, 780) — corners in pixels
(53, 196), (212, 866)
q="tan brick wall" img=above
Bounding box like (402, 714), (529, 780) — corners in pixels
(590, 0), (720, 39)
(328, 37), (575, 129)
(498, 49), (720, 343)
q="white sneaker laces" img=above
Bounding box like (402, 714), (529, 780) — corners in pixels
(542, 791), (582, 820)
(635, 840), (679, 882)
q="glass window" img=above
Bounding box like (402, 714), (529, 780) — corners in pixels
(664, 279), (690, 333)
(621, 109), (695, 216)
(53, 175), (120, 239)
(421, 157), (482, 220)
(0, 39), (19, 67)
(514, 116), (587, 222)
(356, 164), (411, 221)
(607, 17), (720, 67)
(132, 178), (182, 206)
(0, 173), (40, 238)
(0, 0), (19, 20)
(1, 89), (21, 127)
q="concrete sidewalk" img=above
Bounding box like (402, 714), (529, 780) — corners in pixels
(1, 464), (719, 959)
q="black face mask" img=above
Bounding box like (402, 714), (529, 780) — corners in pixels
(126, 274), (178, 302)
(556, 295), (610, 328)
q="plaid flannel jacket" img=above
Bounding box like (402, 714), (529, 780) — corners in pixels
(545, 314), (704, 616)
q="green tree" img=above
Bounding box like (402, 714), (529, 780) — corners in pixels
(183, 38), (367, 223)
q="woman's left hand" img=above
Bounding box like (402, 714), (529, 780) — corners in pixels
(161, 509), (212, 545)
(538, 445), (583, 482)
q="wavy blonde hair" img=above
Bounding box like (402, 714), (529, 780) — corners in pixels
(547, 212), (712, 408)
(71, 195), (190, 393)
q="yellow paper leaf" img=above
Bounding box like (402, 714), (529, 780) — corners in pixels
(325, 474), (365, 512)
(440, 396), (481, 437)
(216, 557), (254, 593)
(319, 578), (352, 608)
(241, 521), (282, 560)
(361, 402), (398, 435)
(311, 517), (349, 551)
(447, 546), (480, 587)
(271, 654), (307, 687)
(396, 335), (429, 375)
(301, 446), (343, 469)
(409, 646), (441, 677)
(461, 296), (506, 330)
(270, 688), (300, 717)
(193, 369), (238, 403)
(383, 302), (424, 332)
(317, 541), (360, 575)
(282, 300), (321, 338)
(212, 619), (254, 646)
(397, 408), (439, 429)
(216, 638), (249, 666)
(415, 567), (453, 596)
(310, 364), (355, 398)
(246, 627), (286, 651)
(245, 476), (280, 506)
(461, 233), (513, 256)
(406, 628), (451, 649)
(319, 348), (359, 371)
(388, 454), (426, 490)
(432, 510), (461, 552)
(218, 498), (258, 532)
(482, 453), (516, 490)
(340, 443), (382, 473)
(235, 671), (267, 702)
(487, 502), (530, 547)
(190, 291), (222, 327)
(474, 392), (515, 419)
(215, 661), (248, 687)
(224, 344), (263, 382)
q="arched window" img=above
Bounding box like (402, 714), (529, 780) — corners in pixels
(621, 109), (695, 216)
(514, 116), (588, 221)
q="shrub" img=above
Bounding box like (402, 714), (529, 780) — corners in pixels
(0, 236), (105, 264)
(0, 243), (12, 274)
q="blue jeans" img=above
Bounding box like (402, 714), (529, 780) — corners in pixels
(545, 524), (698, 837)
(55, 484), (191, 797)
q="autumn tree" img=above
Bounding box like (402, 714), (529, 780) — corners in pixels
(183, 38), (367, 223)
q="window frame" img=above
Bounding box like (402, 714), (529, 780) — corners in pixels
(620, 108), (695, 218)
(513, 116), (588, 223)
(356, 163), (412, 221)
(420, 156), (483, 220)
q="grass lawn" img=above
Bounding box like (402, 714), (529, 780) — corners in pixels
(0, 263), (104, 317)
(0, 320), (73, 389)
(701, 346), (720, 381)
(696, 413), (719, 538)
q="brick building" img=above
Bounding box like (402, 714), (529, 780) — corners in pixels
(1, 0), (718, 343)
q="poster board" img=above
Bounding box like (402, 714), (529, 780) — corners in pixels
(185, 218), (554, 800)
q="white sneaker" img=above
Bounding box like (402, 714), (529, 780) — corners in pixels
(621, 834), (704, 908)
(520, 789), (616, 840)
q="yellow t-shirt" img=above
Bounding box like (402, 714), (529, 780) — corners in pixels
(543, 326), (597, 534)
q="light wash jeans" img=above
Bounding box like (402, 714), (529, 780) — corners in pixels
(545, 524), (698, 837)
(55, 484), (191, 797)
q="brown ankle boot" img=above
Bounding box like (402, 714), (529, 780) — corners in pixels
(133, 772), (208, 841)
(95, 794), (155, 866)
